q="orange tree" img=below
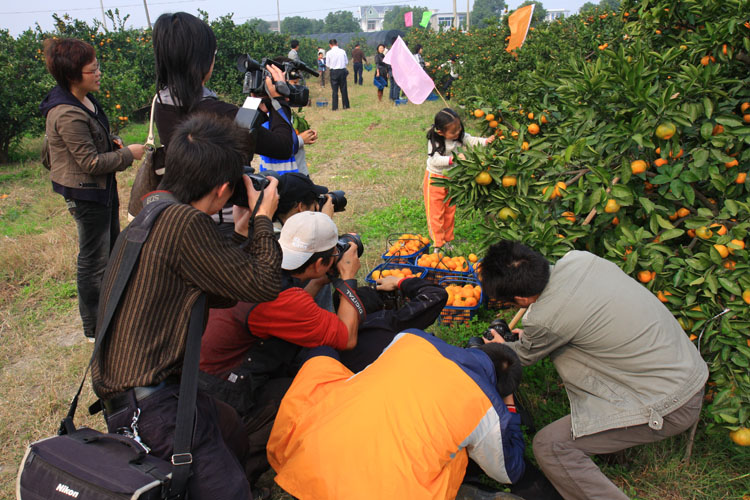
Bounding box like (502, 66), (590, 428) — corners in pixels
(414, 1), (750, 435)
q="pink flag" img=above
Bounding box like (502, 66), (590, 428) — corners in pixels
(404, 11), (413, 27)
(383, 36), (435, 104)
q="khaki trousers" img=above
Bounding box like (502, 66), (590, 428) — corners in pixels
(533, 389), (703, 500)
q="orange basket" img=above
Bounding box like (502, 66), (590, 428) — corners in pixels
(437, 277), (483, 327)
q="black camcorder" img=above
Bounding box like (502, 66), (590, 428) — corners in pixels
(228, 166), (278, 208)
(318, 190), (348, 213)
(237, 55), (319, 107)
(466, 319), (518, 348)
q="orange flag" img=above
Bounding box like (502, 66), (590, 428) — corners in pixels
(506, 4), (535, 52)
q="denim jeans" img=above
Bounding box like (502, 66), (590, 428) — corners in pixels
(389, 76), (401, 101)
(353, 62), (363, 85)
(66, 197), (119, 337)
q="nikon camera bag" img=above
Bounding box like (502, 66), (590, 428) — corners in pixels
(17, 195), (203, 500)
(17, 428), (172, 499)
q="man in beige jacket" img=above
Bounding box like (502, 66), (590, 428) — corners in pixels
(480, 240), (708, 500)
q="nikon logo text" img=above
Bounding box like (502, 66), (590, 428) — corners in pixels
(55, 483), (80, 498)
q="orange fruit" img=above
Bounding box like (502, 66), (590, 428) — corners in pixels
(511, 130), (519, 138)
(498, 207), (518, 220)
(527, 112), (534, 120)
(561, 211), (576, 222)
(527, 123), (540, 135)
(502, 176), (517, 187)
(540, 114), (548, 124)
(676, 207), (690, 218)
(638, 270), (654, 283)
(604, 199), (620, 213)
(712, 124), (724, 135)
(612, 216), (620, 225)
(381, 270), (391, 277)
(555, 181), (567, 196)
(655, 122), (676, 140)
(744, 114), (750, 124)
(743, 290), (750, 304)
(474, 109), (485, 118)
(713, 244), (729, 258)
(728, 239), (745, 253)
(741, 102), (750, 113)
(695, 226), (713, 239)
(475, 172), (492, 185)
(371, 270), (381, 280)
(657, 290), (672, 303)
(729, 427), (750, 447)
(630, 160), (647, 174)
(723, 260), (736, 270)
(725, 159), (739, 168)
(710, 223), (727, 235)
(489, 120), (499, 128)
(654, 158), (669, 168)
(468, 253), (478, 263)
(485, 113), (495, 122)
(465, 297), (478, 307)
(521, 141), (530, 151)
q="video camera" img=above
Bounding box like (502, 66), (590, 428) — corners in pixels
(466, 318), (518, 348)
(237, 55), (319, 107)
(228, 166), (278, 208)
(318, 190), (348, 213)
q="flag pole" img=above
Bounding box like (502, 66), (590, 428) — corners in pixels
(433, 86), (450, 107)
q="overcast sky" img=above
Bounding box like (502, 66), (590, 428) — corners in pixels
(2, 0), (589, 36)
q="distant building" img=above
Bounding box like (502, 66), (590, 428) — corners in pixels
(268, 20), (280, 33)
(428, 12), (468, 30)
(544, 9), (569, 22)
(358, 5), (401, 32)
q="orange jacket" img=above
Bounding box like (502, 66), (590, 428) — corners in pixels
(267, 330), (525, 499)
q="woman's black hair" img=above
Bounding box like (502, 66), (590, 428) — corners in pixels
(427, 108), (464, 156)
(414, 44), (423, 53)
(153, 12), (217, 114)
(377, 43), (385, 51)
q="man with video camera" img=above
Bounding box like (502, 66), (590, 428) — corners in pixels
(479, 241), (708, 500)
(91, 114), (282, 500)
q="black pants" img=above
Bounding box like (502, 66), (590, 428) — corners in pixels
(353, 62), (363, 85)
(320, 71), (325, 87)
(66, 197), (119, 338)
(105, 386), (252, 499)
(329, 68), (350, 110)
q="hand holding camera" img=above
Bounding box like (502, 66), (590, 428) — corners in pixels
(335, 240), (361, 280)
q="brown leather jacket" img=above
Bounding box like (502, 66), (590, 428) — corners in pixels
(44, 104), (134, 192)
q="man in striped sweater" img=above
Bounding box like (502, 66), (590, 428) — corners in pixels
(91, 114), (282, 500)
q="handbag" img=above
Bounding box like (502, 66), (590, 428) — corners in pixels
(17, 196), (203, 500)
(128, 94), (166, 219)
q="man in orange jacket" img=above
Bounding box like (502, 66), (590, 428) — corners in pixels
(267, 329), (526, 499)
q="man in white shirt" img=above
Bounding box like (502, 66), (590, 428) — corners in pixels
(325, 39), (350, 110)
(288, 40), (300, 62)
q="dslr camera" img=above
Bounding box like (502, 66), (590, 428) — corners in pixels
(228, 166), (277, 208)
(327, 234), (364, 279)
(318, 190), (348, 213)
(466, 319), (518, 348)
(237, 55), (319, 107)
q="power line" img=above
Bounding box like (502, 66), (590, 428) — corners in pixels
(239, 1), (408, 21)
(1, 0), (206, 16)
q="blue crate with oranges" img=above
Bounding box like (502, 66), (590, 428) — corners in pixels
(381, 233), (431, 264)
(365, 263), (427, 285)
(438, 277), (483, 327)
(416, 251), (474, 284)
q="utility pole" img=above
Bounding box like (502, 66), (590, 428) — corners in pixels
(452, 0), (457, 28)
(467, 0), (470, 28)
(277, 0), (282, 33)
(143, 0), (152, 29)
(100, 0), (107, 30)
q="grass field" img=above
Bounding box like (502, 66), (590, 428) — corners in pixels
(1, 77), (748, 499)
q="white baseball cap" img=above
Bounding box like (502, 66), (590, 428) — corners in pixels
(279, 211), (338, 271)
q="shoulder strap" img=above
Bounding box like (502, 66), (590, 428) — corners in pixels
(60, 196), (178, 434)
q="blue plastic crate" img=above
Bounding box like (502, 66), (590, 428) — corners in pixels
(425, 92), (439, 101)
(315, 100), (328, 107)
(381, 233), (431, 264)
(438, 277), (483, 327)
(365, 263), (428, 285)
(394, 98), (408, 105)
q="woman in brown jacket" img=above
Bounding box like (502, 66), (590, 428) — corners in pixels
(39, 38), (145, 341)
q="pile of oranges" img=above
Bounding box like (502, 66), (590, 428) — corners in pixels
(445, 283), (482, 308)
(417, 252), (470, 272)
(384, 233), (431, 257)
(370, 267), (418, 280)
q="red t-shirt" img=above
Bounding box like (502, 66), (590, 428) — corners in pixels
(200, 287), (349, 376)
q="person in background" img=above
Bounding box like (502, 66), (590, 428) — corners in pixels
(440, 56), (460, 99)
(317, 52), (326, 88)
(287, 39), (300, 63)
(374, 43), (388, 102)
(413, 44), (425, 70)
(40, 37), (145, 341)
(388, 42), (402, 103)
(326, 39), (350, 111)
(424, 108), (495, 252)
(480, 241), (708, 500)
(351, 42), (367, 85)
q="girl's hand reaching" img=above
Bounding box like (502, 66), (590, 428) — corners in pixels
(486, 134), (496, 144)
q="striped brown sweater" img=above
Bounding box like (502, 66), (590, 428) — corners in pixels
(92, 204), (281, 399)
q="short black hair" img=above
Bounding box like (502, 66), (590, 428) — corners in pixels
(355, 43), (360, 47)
(275, 191), (318, 220)
(480, 240), (551, 302)
(329, 39), (338, 45)
(287, 248), (336, 275)
(290, 39), (299, 49)
(477, 343), (522, 398)
(159, 113), (250, 204)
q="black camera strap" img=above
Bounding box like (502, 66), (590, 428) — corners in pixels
(332, 278), (366, 322)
